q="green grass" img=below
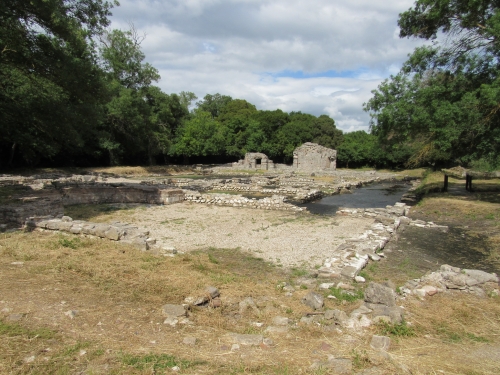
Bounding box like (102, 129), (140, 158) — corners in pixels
(291, 267), (308, 277)
(58, 236), (83, 249)
(121, 353), (205, 372)
(377, 319), (415, 337)
(327, 287), (364, 302)
(436, 324), (489, 343)
(0, 319), (56, 339)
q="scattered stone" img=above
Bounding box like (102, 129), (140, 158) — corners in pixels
(183, 337), (197, 346)
(24, 355), (36, 363)
(463, 269), (499, 284)
(327, 310), (350, 328)
(210, 297), (222, 308)
(364, 283), (396, 307)
(231, 344), (240, 351)
(341, 265), (360, 278)
(319, 282), (336, 290)
(265, 326), (288, 334)
(301, 291), (324, 310)
(272, 316), (289, 326)
(206, 286), (220, 299)
(228, 333), (263, 346)
(163, 317), (179, 326)
(355, 276), (366, 283)
(370, 335), (391, 351)
(7, 313), (24, 321)
(64, 310), (78, 319)
(239, 297), (260, 315)
(263, 337), (275, 346)
(162, 304), (187, 318)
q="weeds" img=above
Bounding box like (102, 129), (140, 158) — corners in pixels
(291, 267), (308, 277)
(121, 353), (204, 371)
(0, 320), (55, 339)
(58, 236), (83, 249)
(377, 319), (415, 337)
(327, 287), (364, 302)
(351, 349), (370, 370)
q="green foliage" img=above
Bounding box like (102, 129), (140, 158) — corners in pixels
(365, 0), (500, 169)
(121, 353), (204, 371)
(0, 320), (55, 339)
(327, 287), (364, 302)
(377, 319), (416, 337)
(58, 237), (83, 250)
(0, 0), (116, 166)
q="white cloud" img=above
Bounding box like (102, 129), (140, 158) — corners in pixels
(109, 0), (426, 132)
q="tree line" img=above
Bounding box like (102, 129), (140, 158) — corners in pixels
(4, 1), (495, 171)
(1, 0), (395, 169)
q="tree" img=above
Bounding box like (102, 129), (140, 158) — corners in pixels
(179, 91), (198, 112)
(365, 0), (500, 168)
(196, 93), (233, 118)
(98, 25), (186, 165)
(99, 26), (160, 89)
(398, 0), (500, 60)
(171, 111), (225, 163)
(0, 0), (117, 167)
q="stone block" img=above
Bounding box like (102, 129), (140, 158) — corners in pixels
(364, 283), (396, 307)
(104, 226), (123, 241)
(228, 333), (263, 346)
(162, 304), (187, 318)
(370, 335), (391, 351)
(301, 291), (324, 310)
(341, 265), (360, 278)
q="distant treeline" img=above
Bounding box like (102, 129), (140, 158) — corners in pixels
(11, 1), (489, 171)
(1, 1), (407, 169)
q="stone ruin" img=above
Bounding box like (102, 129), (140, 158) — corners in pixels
(233, 152), (275, 170)
(293, 142), (337, 171)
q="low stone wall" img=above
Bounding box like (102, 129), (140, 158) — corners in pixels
(59, 185), (184, 206)
(0, 179), (184, 225)
(184, 192), (304, 211)
(26, 216), (154, 250)
(0, 191), (64, 226)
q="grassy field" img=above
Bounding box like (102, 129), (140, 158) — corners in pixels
(1, 228), (499, 374)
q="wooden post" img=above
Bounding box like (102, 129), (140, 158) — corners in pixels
(465, 175), (473, 191)
(443, 174), (448, 192)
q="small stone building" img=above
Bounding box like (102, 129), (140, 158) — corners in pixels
(293, 142), (337, 171)
(233, 152), (275, 170)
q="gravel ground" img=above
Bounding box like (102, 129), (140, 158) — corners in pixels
(123, 203), (374, 268)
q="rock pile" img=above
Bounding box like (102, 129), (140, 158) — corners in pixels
(401, 264), (500, 298)
(325, 202), (450, 280)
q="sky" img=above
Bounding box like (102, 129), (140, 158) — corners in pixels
(109, 0), (425, 132)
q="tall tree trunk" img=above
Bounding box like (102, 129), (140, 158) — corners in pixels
(8, 143), (16, 167)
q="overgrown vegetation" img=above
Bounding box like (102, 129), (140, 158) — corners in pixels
(365, 0), (500, 170)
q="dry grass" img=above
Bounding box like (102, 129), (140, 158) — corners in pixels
(1, 229), (499, 374)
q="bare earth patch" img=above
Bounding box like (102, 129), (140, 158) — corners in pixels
(66, 203), (374, 268)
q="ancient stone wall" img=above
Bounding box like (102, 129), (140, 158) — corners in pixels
(0, 181), (184, 225)
(59, 185), (184, 206)
(233, 152), (275, 170)
(293, 143), (337, 171)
